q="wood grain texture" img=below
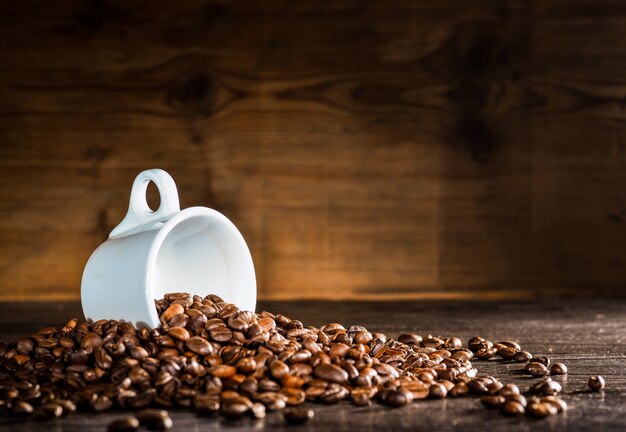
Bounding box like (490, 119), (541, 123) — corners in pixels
(1, 1), (626, 300)
(0, 299), (624, 431)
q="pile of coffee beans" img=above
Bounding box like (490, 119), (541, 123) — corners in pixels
(0, 292), (605, 427)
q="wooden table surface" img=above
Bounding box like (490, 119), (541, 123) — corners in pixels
(0, 299), (624, 431)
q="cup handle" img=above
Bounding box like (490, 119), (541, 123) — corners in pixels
(109, 169), (181, 239)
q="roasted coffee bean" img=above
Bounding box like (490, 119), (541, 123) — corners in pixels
(541, 380), (562, 395)
(185, 336), (213, 355)
(497, 347), (518, 360)
(386, 389), (411, 407)
(429, 383), (447, 399)
(498, 383), (520, 397)
(589, 375), (605, 391)
(512, 351), (532, 363)
(284, 407), (314, 424)
(314, 364), (348, 384)
(541, 396), (568, 413)
(34, 402), (63, 419)
(167, 327), (190, 342)
(529, 356), (550, 367)
(476, 348), (497, 360)
(530, 378), (552, 395)
(448, 382), (469, 397)
(251, 402), (266, 419)
(498, 341), (521, 351)
(525, 362), (549, 377)
(502, 400), (525, 416)
(12, 401), (34, 416)
(108, 416), (140, 432)
(136, 409), (173, 430)
(550, 363), (568, 375)
(505, 394), (527, 408)
(221, 397), (252, 419)
(528, 401), (558, 418)
(398, 333), (422, 346)
(481, 395), (505, 409)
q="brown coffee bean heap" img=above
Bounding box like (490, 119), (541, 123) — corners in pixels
(0, 293), (594, 424)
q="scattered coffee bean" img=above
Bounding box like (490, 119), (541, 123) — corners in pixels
(386, 389), (411, 407)
(497, 347), (518, 360)
(529, 356), (550, 367)
(284, 407), (314, 424)
(525, 362), (549, 377)
(528, 401), (558, 418)
(136, 409), (173, 430)
(429, 383), (447, 399)
(481, 395), (505, 409)
(107, 416), (140, 432)
(505, 394), (527, 408)
(502, 400), (525, 416)
(541, 380), (562, 395)
(550, 363), (568, 375)
(34, 403), (62, 420)
(541, 396), (568, 413)
(589, 375), (605, 391)
(512, 351), (532, 363)
(498, 383), (520, 397)
(12, 401), (34, 416)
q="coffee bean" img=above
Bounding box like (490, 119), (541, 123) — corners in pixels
(386, 389), (411, 407)
(12, 401), (34, 416)
(108, 416), (140, 432)
(498, 383), (520, 397)
(221, 397), (252, 419)
(136, 409), (173, 430)
(525, 362), (549, 377)
(541, 396), (568, 413)
(398, 333), (422, 346)
(161, 304), (184, 322)
(284, 407), (314, 424)
(530, 378), (551, 395)
(167, 326), (190, 342)
(589, 375), (605, 391)
(498, 341), (521, 351)
(34, 402), (63, 420)
(550, 363), (568, 375)
(251, 402), (266, 419)
(528, 401), (558, 418)
(314, 364), (348, 384)
(529, 356), (550, 367)
(497, 347), (518, 360)
(185, 336), (213, 355)
(429, 383), (447, 399)
(502, 400), (525, 416)
(448, 382), (469, 397)
(476, 348), (497, 360)
(541, 380), (562, 395)
(481, 395), (505, 409)
(207, 365), (237, 379)
(505, 394), (527, 408)
(512, 351), (532, 363)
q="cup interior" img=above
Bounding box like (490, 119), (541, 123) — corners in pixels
(150, 212), (256, 313)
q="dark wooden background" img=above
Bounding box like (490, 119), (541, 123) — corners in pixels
(1, 0), (626, 301)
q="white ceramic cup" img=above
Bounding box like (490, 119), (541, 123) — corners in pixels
(81, 169), (256, 328)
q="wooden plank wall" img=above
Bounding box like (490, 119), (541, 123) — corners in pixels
(1, 0), (626, 301)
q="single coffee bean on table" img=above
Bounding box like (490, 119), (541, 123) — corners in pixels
(107, 416), (140, 432)
(550, 363), (568, 375)
(0, 291), (591, 427)
(589, 375), (605, 391)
